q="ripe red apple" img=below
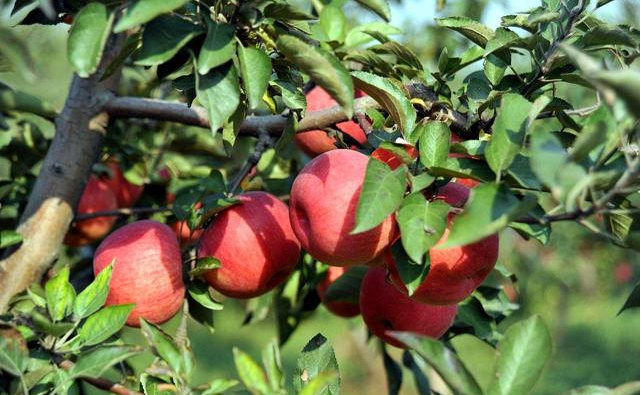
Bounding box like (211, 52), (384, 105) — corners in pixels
(316, 267), (361, 318)
(198, 192), (301, 298)
(386, 183), (499, 305)
(456, 178), (480, 188)
(371, 145), (418, 170)
(93, 220), (185, 326)
(65, 175), (119, 247)
(294, 87), (367, 157)
(170, 221), (204, 246)
(102, 161), (144, 208)
(360, 267), (457, 348)
(289, 149), (397, 266)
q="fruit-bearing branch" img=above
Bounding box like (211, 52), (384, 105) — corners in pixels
(102, 83), (469, 136)
(58, 360), (143, 395)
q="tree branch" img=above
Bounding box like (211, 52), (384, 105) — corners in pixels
(0, 34), (126, 312)
(102, 83), (470, 136)
(74, 206), (172, 222)
(58, 360), (143, 395)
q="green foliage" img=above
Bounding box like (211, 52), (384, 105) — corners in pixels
(0, 0), (639, 394)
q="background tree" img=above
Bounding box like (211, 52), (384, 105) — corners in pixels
(0, 0), (639, 394)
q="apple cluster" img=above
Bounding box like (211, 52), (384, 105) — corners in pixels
(70, 88), (499, 348)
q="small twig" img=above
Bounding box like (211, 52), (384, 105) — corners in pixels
(537, 102), (602, 119)
(227, 128), (272, 194)
(74, 206), (172, 222)
(521, 0), (586, 96)
(58, 360), (143, 395)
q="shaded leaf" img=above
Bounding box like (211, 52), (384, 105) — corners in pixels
(391, 332), (483, 395)
(487, 316), (553, 395)
(397, 193), (449, 264)
(323, 266), (368, 304)
(440, 184), (537, 248)
(277, 35), (354, 118)
(196, 63), (241, 135)
(0, 337), (27, 376)
(294, 334), (340, 395)
(67, 3), (114, 78)
(352, 70), (416, 135)
(75, 304), (134, 347)
(352, 158), (407, 234)
(188, 280), (224, 311)
(140, 319), (186, 374)
(238, 46), (271, 110)
(436, 16), (494, 48)
(69, 346), (140, 379)
(135, 15), (203, 66)
(0, 230), (22, 248)
(617, 284), (640, 316)
(45, 266), (76, 322)
(114, 0), (189, 32)
(73, 260), (113, 320)
(354, 0), (391, 21)
(382, 348), (402, 395)
(197, 21), (236, 75)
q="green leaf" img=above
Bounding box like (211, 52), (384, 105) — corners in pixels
(390, 241), (431, 295)
(262, 340), (284, 393)
(559, 44), (640, 116)
(577, 24), (639, 48)
(140, 319), (185, 374)
(75, 304), (134, 347)
(277, 35), (354, 118)
(0, 230), (22, 248)
(135, 15), (203, 66)
(371, 41), (423, 71)
(189, 256), (221, 277)
(233, 348), (271, 395)
(483, 54), (507, 86)
(397, 193), (450, 264)
(344, 23), (402, 48)
(0, 337), (27, 376)
(140, 374), (174, 395)
(485, 94), (550, 178)
(352, 158), (407, 234)
(391, 332), (483, 395)
(294, 334), (340, 395)
(69, 346), (141, 379)
(435, 16), (494, 48)
(352, 70), (416, 135)
(67, 3), (114, 78)
(440, 184), (537, 248)
(202, 379), (239, 395)
(320, 6), (347, 43)
(188, 280), (223, 311)
(114, 0), (189, 32)
(73, 260), (114, 320)
(0, 26), (35, 81)
(418, 121), (451, 168)
(354, 0), (391, 21)
(45, 266), (76, 322)
(569, 106), (613, 162)
(529, 131), (568, 188)
(197, 21), (236, 75)
(617, 284), (639, 316)
(487, 316), (553, 395)
(263, 3), (314, 20)
(323, 266), (368, 304)
(238, 46), (271, 111)
(429, 157), (495, 183)
(275, 113), (298, 153)
(196, 63), (241, 135)
(299, 371), (340, 395)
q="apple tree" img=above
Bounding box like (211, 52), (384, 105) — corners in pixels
(0, 0), (639, 394)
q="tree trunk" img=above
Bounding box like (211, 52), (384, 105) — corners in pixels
(0, 34), (125, 312)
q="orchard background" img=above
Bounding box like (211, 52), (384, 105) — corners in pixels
(0, 0), (640, 394)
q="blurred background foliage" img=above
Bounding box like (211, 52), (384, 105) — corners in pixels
(0, 0), (639, 394)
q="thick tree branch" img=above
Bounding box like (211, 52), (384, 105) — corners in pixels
(0, 34), (126, 312)
(58, 360), (143, 395)
(102, 84), (470, 135)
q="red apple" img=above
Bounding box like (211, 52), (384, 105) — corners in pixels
(386, 183), (499, 305)
(289, 149), (397, 266)
(65, 175), (119, 247)
(198, 192), (301, 298)
(360, 267), (457, 348)
(371, 145), (418, 170)
(93, 220), (184, 326)
(456, 178), (480, 188)
(316, 267), (361, 318)
(294, 87), (367, 157)
(102, 161), (144, 208)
